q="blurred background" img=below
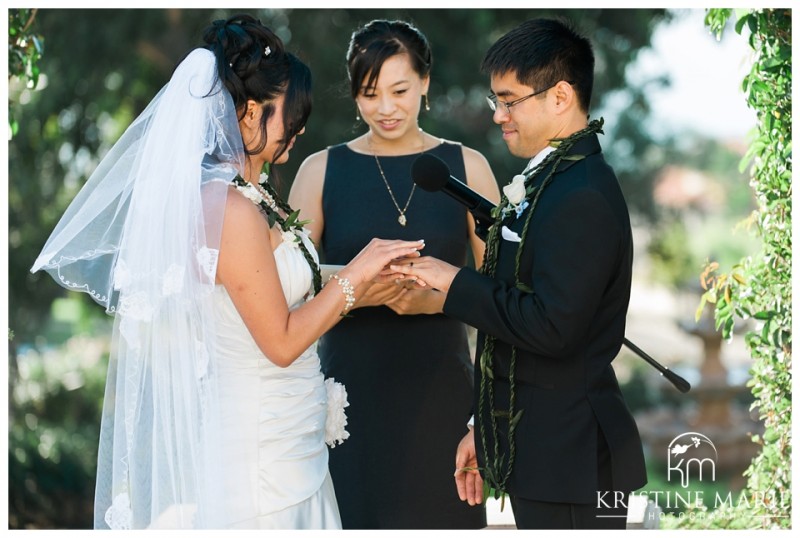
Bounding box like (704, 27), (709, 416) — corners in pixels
(8, 8), (763, 529)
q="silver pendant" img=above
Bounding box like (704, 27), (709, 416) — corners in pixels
(398, 214), (407, 226)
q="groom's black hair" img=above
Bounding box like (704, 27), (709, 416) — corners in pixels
(482, 18), (594, 113)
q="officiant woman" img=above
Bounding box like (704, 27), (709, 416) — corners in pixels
(289, 19), (499, 529)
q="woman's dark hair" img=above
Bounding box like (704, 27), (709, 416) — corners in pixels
(202, 14), (312, 163)
(346, 20), (432, 99)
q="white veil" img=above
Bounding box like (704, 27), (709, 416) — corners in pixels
(31, 48), (245, 528)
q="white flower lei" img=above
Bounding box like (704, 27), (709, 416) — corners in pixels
(233, 172), (280, 212)
(233, 173), (307, 245)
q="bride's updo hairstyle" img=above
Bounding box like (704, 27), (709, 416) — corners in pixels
(203, 14), (312, 162)
(346, 19), (432, 98)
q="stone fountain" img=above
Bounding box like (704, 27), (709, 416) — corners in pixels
(635, 299), (763, 488)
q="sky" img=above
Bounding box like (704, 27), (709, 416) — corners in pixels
(631, 8), (758, 141)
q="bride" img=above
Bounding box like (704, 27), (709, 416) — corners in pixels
(30, 14), (423, 529)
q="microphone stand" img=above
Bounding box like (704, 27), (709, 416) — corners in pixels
(623, 338), (691, 393)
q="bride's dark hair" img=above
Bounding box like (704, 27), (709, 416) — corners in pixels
(202, 14), (312, 163)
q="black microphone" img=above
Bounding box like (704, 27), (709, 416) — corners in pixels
(411, 153), (496, 226)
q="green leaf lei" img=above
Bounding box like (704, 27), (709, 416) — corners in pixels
(477, 118), (604, 499)
(231, 174), (322, 295)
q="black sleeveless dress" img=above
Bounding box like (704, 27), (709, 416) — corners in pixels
(320, 141), (487, 529)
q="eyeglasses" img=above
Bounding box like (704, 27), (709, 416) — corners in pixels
(486, 81), (573, 114)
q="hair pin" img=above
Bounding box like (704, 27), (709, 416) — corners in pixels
(264, 46), (271, 57)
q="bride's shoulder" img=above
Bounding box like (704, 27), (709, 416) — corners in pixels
(224, 185), (267, 225)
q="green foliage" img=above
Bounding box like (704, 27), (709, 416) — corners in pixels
(687, 8), (792, 529)
(646, 218), (696, 286)
(8, 8), (45, 138)
(9, 327), (110, 529)
(648, 212), (758, 290)
(645, 131), (759, 289)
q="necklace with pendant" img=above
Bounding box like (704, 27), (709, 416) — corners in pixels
(369, 130), (425, 227)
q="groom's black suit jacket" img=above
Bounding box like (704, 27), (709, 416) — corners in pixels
(444, 133), (647, 504)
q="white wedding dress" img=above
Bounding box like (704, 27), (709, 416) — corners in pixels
(211, 233), (342, 529)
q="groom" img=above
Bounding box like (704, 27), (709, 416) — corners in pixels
(390, 18), (646, 529)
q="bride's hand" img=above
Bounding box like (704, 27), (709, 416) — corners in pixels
(354, 281), (407, 308)
(338, 238), (424, 287)
(386, 288), (445, 315)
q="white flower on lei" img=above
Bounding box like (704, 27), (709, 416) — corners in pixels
(281, 230), (300, 245)
(324, 378), (350, 448)
(238, 183), (262, 204)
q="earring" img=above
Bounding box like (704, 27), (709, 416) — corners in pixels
(355, 108), (361, 121)
(424, 94), (430, 112)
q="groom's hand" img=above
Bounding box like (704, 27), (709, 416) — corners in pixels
(454, 428), (483, 506)
(388, 256), (460, 292)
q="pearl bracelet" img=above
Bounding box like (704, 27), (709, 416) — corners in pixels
(328, 274), (355, 315)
